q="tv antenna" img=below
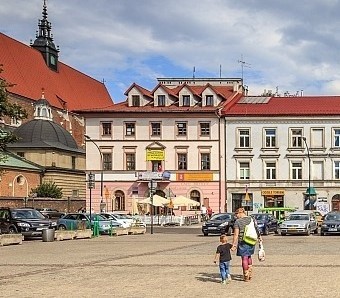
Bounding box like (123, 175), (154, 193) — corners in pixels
(238, 54), (251, 84)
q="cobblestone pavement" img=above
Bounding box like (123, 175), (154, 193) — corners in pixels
(1, 226), (339, 298)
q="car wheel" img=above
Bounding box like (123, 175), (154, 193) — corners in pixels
(203, 232), (208, 236)
(305, 228), (310, 236)
(274, 228), (279, 234)
(281, 231), (286, 236)
(313, 227), (319, 234)
(226, 226), (233, 236)
(263, 226), (269, 235)
(58, 225), (67, 230)
(320, 231), (325, 236)
(8, 226), (18, 234)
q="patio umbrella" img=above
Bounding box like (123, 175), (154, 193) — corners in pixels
(169, 195), (200, 207)
(139, 195), (170, 207)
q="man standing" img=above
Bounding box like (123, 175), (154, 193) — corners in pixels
(207, 206), (213, 219)
(201, 205), (207, 221)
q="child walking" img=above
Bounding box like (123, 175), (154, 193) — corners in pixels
(214, 234), (232, 284)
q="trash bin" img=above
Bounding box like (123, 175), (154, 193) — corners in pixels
(42, 228), (55, 242)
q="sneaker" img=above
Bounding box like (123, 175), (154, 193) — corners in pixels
(227, 274), (232, 282)
(221, 280), (226, 285)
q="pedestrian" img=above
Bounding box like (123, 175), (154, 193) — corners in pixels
(207, 206), (213, 219)
(231, 207), (262, 282)
(214, 234), (232, 285)
(201, 205), (207, 221)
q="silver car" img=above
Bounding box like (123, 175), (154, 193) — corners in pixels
(279, 211), (318, 236)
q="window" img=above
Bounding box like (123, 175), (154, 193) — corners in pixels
(335, 161), (340, 179)
(151, 122), (161, 136)
(201, 153), (210, 170)
(178, 153), (187, 170)
(265, 129), (276, 148)
(152, 161), (162, 172)
(182, 95), (190, 106)
(132, 95), (140, 106)
(240, 162), (250, 179)
(126, 153), (136, 170)
(190, 190), (200, 211)
(102, 122), (112, 136)
(291, 129), (302, 148)
(71, 156), (76, 170)
(200, 122), (210, 136)
(158, 95), (165, 106)
(291, 162), (302, 179)
(205, 95), (213, 106)
(17, 152), (25, 158)
(265, 162), (276, 179)
(114, 190), (125, 211)
(177, 122), (187, 136)
(334, 129), (340, 147)
(239, 129), (250, 148)
(103, 153), (112, 170)
(125, 123), (135, 136)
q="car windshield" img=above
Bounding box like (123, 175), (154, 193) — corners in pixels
(115, 214), (132, 219)
(253, 214), (267, 221)
(90, 214), (108, 221)
(325, 214), (340, 221)
(288, 214), (309, 221)
(11, 209), (46, 219)
(210, 214), (232, 221)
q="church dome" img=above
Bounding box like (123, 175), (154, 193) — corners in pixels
(10, 119), (82, 153)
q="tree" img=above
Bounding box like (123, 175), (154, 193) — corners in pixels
(31, 182), (63, 199)
(0, 65), (28, 153)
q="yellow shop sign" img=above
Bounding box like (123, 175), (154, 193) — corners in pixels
(146, 149), (165, 161)
(261, 189), (285, 196)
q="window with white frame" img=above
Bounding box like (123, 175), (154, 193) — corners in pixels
(158, 95), (165, 106)
(240, 162), (250, 179)
(205, 95), (213, 106)
(151, 122), (161, 136)
(311, 128), (324, 148)
(176, 122), (187, 136)
(182, 95), (190, 106)
(291, 162), (302, 179)
(177, 153), (187, 170)
(334, 129), (340, 147)
(239, 129), (250, 148)
(265, 129), (276, 148)
(125, 122), (135, 136)
(334, 161), (340, 179)
(101, 122), (112, 136)
(200, 122), (210, 136)
(265, 162), (276, 179)
(200, 153), (210, 170)
(125, 153), (136, 170)
(291, 129), (302, 148)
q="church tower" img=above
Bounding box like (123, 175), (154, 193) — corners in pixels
(31, 0), (59, 71)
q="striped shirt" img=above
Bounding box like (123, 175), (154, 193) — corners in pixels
(234, 216), (252, 241)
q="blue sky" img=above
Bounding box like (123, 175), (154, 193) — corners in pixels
(1, 0), (340, 103)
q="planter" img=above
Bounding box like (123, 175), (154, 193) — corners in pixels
(75, 229), (92, 239)
(54, 230), (76, 241)
(128, 226), (146, 235)
(0, 234), (23, 246)
(115, 227), (129, 236)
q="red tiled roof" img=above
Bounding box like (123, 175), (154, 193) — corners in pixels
(124, 83), (153, 98)
(0, 33), (113, 111)
(221, 96), (340, 116)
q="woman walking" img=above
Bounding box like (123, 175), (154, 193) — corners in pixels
(231, 207), (262, 282)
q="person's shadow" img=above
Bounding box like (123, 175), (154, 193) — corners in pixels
(196, 273), (243, 283)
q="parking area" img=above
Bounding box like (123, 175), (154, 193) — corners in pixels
(1, 227), (340, 297)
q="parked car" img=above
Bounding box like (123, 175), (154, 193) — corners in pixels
(37, 208), (65, 219)
(202, 213), (235, 236)
(57, 213), (119, 234)
(101, 212), (146, 228)
(0, 207), (57, 237)
(251, 213), (279, 235)
(320, 212), (340, 236)
(279, 210), (318, 236)
(101, 212), (132, 228)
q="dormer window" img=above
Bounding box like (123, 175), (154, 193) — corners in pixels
(182, 95), (190, 106)
(132, 95), (140, 106)
(158, 95), (165, 106)
(205, 95), (213, 106)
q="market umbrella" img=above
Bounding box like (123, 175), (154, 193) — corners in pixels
(139, 195), (170, 207)
(169, 195), (200, 207)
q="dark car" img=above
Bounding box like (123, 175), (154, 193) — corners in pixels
(202, 213), (235, 236)
(251, 213), (279, 235)
(37, 208), (65, 219)
(320, 212), (340, 236)
(0, 207), (57, 237)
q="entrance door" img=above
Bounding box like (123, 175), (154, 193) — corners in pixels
(332, 195), (340, 211)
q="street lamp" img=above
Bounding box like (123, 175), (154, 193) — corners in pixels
(84, 135), (104, 205)
(302, 137), (311, 209)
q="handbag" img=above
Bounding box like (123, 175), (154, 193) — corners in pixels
(258, 241), (265, 262)
(243, 218), (258, 245)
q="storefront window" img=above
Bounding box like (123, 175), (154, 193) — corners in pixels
(264, 196), (284, 208)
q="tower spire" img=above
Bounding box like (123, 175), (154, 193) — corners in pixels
(31, 0), (59, 71)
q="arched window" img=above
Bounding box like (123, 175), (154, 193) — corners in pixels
(114, 190), (125, 211)
(190, 190), (200, 211)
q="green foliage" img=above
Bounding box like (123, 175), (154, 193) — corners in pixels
(31, 182), (63, 199)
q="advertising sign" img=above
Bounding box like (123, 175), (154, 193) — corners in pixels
(146, 149), (165, 161)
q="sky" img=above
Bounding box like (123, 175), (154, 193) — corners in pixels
(1, 0), (340, 103)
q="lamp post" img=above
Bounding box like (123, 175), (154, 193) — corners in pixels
(84, 135), (104, 205)
(302, 137), (311, 209)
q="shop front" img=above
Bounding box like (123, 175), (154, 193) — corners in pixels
(261, 189), (285, 208)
